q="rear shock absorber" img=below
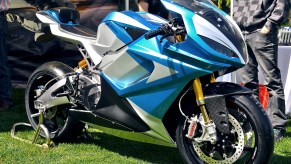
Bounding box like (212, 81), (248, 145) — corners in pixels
(74, 59), (88, 73)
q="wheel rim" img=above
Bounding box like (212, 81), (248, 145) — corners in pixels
(192, 114), (244, 164)
(184, 105), (259, 164)
(27, 73), (69, 136)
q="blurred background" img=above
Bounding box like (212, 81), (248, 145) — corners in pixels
(7, 0), (291, 87)
(7, 0), (138, 87)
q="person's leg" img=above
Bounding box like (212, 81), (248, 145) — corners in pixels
(0, 12), (12, 109)
(239, 33), (259, 99)
(251, 30), (287, 132)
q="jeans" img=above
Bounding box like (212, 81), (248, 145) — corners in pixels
(239, 29), (288, 130)
(0, 12), (12, 104)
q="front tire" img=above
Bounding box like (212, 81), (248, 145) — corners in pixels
(25, 61), (84, 141)
(176, 94), (274, 164)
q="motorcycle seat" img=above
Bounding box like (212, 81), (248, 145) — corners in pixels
(59, 24), (97, 39)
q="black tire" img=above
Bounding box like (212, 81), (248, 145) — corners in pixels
(25, 61), (84, 141)
(176, 94), (274, 164)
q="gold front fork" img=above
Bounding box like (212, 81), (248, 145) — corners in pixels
(192, 74), (216, 125)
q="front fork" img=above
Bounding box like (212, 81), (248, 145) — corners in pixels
(187, 74), (218, 144)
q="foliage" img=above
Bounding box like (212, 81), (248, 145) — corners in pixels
(212, 0), (231, 13)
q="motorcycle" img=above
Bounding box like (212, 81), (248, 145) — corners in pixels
(24, 0), (274, 163)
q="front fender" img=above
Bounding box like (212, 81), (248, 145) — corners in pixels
(203, 82), (252, 134)
(204, 82), (252, 96)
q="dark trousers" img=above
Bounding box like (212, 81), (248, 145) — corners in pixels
(0, 11), (12, 103)
(239, 29), (287, 130)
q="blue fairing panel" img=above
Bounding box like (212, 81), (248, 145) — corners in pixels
(128, 80), (187, 119)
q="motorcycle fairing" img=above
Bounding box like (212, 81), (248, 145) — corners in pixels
(92, 77), (150, 132)
(161, 0), (247, 65)
(68, 75), (173, 142)
(103, 11), (162, 31)
(96, 0), (248, 120)
(102, 11), (150, 34)
(99, 33), (230, 119)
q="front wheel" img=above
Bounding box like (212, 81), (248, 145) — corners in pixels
(176, 94), (274, 164)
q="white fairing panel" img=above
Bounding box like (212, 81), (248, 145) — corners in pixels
(95, 23), (126, 53)
(102, 51), (151, 88)
(36, 12), (128, 65)
(109, 12), (150, 31)
(127, 99), (174, 143)
(147, 62), (178, 83)
(48, 24), (103, 65)
(36, 12), (58, 24)
(139, 13), (168, 25)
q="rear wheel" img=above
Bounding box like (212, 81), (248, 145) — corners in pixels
(25, 61), (84, 141)
(176, 94), (274, 164)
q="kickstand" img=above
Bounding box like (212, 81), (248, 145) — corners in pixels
(11, 111), (55, 149)
(82, 124), (91, 139)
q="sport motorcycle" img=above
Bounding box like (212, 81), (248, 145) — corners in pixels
(24, 0), (274, 163)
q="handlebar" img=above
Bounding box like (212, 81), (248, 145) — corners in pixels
(144, 18), (186, 42)
(144, 27), (166, 40)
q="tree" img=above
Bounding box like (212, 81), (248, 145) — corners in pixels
(212, 0), (231, 14)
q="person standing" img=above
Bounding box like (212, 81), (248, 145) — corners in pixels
(137, 0), (169, 19)
(0, 0), (12, 111)
(233, 0), (289, 141)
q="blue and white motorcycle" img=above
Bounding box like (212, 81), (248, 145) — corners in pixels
(25, 0), (274, 163)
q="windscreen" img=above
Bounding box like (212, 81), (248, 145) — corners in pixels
(171, 0), (217, 11)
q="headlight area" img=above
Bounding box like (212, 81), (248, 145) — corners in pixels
(199, 35), (237, 59)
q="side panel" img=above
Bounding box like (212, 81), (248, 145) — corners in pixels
(100, 35), (228, 119)
(92, 77), (150, 132)
(96, 21), (132, 48)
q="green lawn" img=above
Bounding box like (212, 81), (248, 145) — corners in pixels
(0, 88), (291, 163)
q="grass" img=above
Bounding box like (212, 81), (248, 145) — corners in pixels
(0, 88), (291, 163)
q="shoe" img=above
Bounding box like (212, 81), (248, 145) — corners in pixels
(0, 101), (13, 111)
(274, 129), (286, 142)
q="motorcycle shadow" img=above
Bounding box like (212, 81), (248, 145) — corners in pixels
(73, 130), (183, 164)
(271, 154), (291, 163)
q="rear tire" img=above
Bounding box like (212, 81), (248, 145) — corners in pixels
(176, 94), (274, 164)
(25, 61), (84, 141)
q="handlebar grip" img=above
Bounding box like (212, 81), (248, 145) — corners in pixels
(144, 28), (165, 40)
